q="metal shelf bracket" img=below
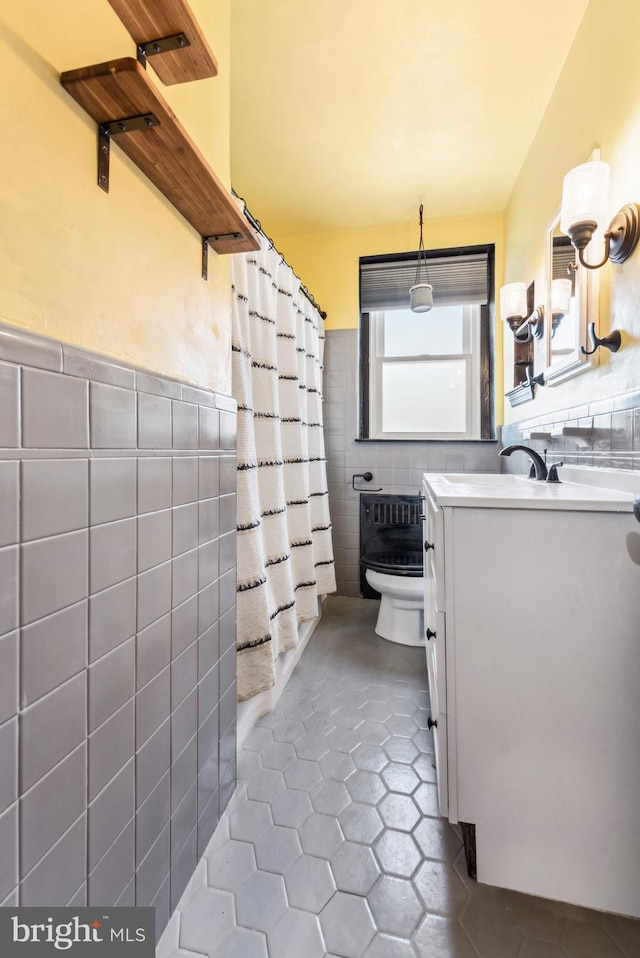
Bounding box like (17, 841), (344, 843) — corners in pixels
(202, 233), (243, 280)
(98, 112), (159, 192)
(136, 32), (191, 68)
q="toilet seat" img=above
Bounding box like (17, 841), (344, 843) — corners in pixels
(361, 550), (423, 576)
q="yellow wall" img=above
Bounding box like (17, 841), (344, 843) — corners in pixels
(275, 212), (505, 417)
(504, 0), (640, 421)
(0, 0), (233, 393)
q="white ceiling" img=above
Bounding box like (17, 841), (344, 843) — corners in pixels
(230, 0), (589, 237)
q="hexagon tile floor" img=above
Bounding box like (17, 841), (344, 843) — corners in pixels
(159, 597), (640, 958)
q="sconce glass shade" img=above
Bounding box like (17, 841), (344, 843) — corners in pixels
(500, 282), (527, 321)
(560, 161), (610, 235)
(410, 283), (433, 313)
(551, 278), (572, 316)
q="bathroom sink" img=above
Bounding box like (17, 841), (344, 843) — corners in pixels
(423, 470), (638, 512)
(435, 474), (530, 486)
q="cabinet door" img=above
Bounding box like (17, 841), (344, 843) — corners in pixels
(425, 584), (446, 715)
(423, 486), (445, 609)
(427, 637), (449, 817)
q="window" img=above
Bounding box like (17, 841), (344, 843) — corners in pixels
(369, 305), (480, 439)
(359, 245), (494, 441)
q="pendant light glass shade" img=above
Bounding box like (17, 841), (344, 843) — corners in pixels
(409, 282), (433, 312)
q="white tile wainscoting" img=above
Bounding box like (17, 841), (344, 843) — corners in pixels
(0, 321), (237, 940)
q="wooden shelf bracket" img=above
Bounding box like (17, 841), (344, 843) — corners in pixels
(60, 57), (260, 275)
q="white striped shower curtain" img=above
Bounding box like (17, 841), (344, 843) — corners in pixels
(231, 244), (336, 700)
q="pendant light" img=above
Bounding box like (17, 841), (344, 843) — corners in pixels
(410, 204), (433, 313)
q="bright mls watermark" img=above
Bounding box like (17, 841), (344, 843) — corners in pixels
(0, 908), (155, 957)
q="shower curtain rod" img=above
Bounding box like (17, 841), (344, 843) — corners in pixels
(233, 191), (327, 320)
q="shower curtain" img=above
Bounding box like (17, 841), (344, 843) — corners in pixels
(231, 241), (336, 700)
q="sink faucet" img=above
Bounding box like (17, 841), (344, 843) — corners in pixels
(499, 444), (548, 480)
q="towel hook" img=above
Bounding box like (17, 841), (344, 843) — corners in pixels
(581, 322), (622, 356)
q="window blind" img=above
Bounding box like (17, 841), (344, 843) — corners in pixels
(552, 237), (576, 279)
(360, 248), (490, 311)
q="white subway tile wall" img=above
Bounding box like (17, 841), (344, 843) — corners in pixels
(501, 395), (640, 471)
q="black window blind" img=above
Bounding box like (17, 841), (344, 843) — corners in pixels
(360, 248), (490, 311)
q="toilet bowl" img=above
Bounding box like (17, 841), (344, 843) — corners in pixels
(362, 552), (424, 647)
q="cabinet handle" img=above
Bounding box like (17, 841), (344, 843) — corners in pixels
(426, 628), (436, 641)
(424, 540), (434, 552)
(427, 717), (438, 730)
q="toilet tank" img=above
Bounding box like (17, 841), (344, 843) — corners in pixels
(359, 493), (422, 598)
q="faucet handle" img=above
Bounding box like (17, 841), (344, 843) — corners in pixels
(547, 461), (564, 483)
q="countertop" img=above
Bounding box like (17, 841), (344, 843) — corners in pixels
(423, 467), (639, 512)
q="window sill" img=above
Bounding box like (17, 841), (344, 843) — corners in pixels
(354, 437), (498, 444)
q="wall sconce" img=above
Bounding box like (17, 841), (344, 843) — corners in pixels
(560, 161), (640, 269)
(501, 279), (572, 342)
(500, 282), (543, 342)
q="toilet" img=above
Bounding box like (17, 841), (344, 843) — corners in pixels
(360, 494), (425, 647)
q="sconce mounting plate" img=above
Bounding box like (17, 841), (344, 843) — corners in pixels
(530, 306), (544, 340)
(507, 306), (544, 342)
(608, 203), (640, 264)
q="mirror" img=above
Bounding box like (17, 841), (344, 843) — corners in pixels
(544, 207), (599, 384)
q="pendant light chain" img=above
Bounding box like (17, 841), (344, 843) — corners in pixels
(415, 203), (431, 286)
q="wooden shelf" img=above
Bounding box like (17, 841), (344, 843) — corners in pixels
(60, 57), (260, 257)
(107, 0), (218, 85)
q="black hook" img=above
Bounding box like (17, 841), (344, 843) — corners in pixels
(581, 322), (622, 356)
(521, 366), (544, 398)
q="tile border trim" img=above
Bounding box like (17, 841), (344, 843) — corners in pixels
(0, 320), (235, 411)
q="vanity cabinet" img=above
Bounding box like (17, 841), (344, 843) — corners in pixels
(422, 473), (640, 918)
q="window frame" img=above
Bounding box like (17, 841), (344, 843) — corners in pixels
(358, 243), (495, 442)
(368, 305), (481, 441)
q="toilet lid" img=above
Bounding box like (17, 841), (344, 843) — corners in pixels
(361, 550), (423, 576)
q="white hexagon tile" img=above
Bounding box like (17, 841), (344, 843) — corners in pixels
(158, 597), (637, 958)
